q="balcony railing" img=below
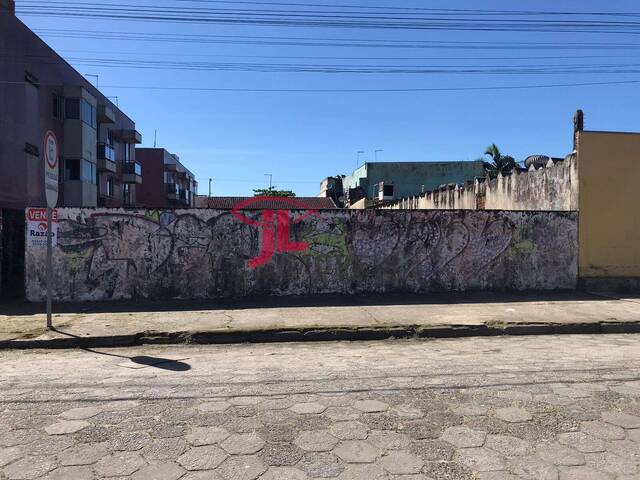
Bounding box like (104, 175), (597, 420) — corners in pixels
(97, 104), (116, 124)
(118, 129), (142, 144)
(123, 162), (142, 176)
(97, 143), (115, 162)
(122, 162), (142, 184)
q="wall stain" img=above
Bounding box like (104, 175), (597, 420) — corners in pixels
(25, 209), (578, 301)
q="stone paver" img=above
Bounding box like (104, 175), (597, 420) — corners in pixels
(537, 442), (585, 466)
(584, 451), (638, 476)
(299, 452), (345, 478)
(601, 411), (640, 429)
(187, 426), (231, 446)
(333, 441), (380, 463)
(198, 401), (231, 413)
(329, 422), (368, 440)
(380, 451), (423, 474)
(558, 432), (606, 453)
(178, 445), (228, 471)
(94, 452), (145, 477)
(130, 462), (186, 480)
(2, 456), (57, 480)
(456, 447), (507, 472)
(493, 407), (533, 423)
(1, 335), (640, 480)
(42, 466), (94, 480)
(260, 442), (303, 466)
(291, 403), (327, 415)
(295, 431), (339, 452)
(0, 446), (24, 468)
(45, 420), (90, 435)
(216, 455), (267, 480)
(60, 407), (102, 420)
(485, 434), (532, 456)
(441, 426), (486, 448)
(220, 433), (265, 455)
(581, 421), (626, 440)
(559, 466), (614, 479)
(58, 443), (109, 466)
(141, 438), (188, 460)
(367, 430), (410, 450)
(353, 400), (388, 413)
(260, 466), (308, 480)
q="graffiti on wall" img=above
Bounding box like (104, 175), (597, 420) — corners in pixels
(231, 197), (319, 268)
(25, 208), (578, 301)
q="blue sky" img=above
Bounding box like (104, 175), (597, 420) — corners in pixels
(16, 0), (640, 196)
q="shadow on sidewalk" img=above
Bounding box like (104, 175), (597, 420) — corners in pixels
(1, 290), (632, 317)
(49, 328), (191, 371)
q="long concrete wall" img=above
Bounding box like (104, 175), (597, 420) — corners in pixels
(25, 208), (578, 302)
(382, 155), (578, 211)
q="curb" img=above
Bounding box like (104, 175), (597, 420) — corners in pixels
(1, 321), (640, 350)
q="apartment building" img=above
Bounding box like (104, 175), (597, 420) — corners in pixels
(0, 1), (143, 209)
(341, 161), (486, 206)
(136, 148), (198, 208)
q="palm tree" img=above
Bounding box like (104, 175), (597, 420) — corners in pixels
(480, 144), (517, 178)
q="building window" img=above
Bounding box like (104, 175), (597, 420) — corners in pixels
(107, 129), (114, 146)
(123, 183), (132, 205)
(106, 177), (114, 197)
(52, 94), (64, 120)
(65, 98), (96, 128)
(65, 98), (80, 120)
(122, 144), (130, 163)
(82, 159), (96, 184)
(65, 159), (80, 181)
(80, 99), (96, 129)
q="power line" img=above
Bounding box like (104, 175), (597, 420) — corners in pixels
(15, 4), (640, 34)
(34, 29), (640, 51)
(6, 53), (640, 75)
(16, 0), (640, 18)
(1, 78), (639, 92)
(52, 49), (640, 61)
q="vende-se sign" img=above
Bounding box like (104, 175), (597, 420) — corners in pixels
(26, 208), (57, 248)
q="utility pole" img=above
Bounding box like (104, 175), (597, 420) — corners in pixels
(208, 178), (212, 197)
(357, 151), (365, 167)
(375, 149), (383, 161)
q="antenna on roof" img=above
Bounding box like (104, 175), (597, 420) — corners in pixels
(154, 129), (158, 148)
(84, 73), (99, 89)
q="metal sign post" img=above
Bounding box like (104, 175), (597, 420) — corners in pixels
(46, 207), (53, 329)
(44, 130), (59, 330)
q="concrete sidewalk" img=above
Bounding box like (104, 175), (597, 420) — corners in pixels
(1, 291), (639, 349)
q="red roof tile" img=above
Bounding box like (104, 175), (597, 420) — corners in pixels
(196, 196), (338, 210)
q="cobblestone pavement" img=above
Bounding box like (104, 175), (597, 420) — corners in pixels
(1, 334), (640, 479)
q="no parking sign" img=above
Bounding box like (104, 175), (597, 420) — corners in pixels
(44, 130), (59, 208)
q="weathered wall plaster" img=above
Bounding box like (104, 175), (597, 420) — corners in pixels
(25, 208), (578, 302)
(382, 155), (578, 212)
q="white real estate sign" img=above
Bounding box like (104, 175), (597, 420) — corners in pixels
(26, 208), (57, 248)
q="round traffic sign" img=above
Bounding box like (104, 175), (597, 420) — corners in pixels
(44, 130), (59, 208)
(44, 131), (58, 169)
